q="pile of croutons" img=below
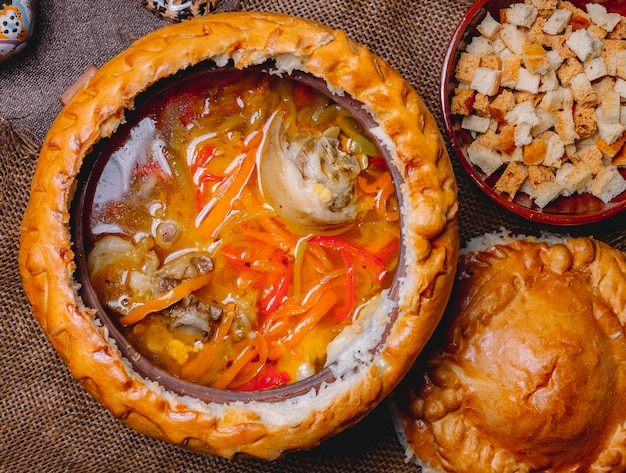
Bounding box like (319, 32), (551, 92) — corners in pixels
(452, 0), (626, 207)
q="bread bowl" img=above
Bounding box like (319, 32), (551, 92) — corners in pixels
(392, 231), (626, 472)
(18, 12), (458, 459)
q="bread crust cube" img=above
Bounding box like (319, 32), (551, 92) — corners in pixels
(523, 138), (548, 164)
(451, 87), (476, 115)
(559, 1), (591, 30)
(589, 165), (626, 202)
(556, 57), (584, 85)
(574, 145), (604, 174)
(489, 89), (516, 122)
(595, 133), (626, 159)
(495, 161), (528, 199)
(572, 105), (598, 139)
(523, 43), (550, 74)
(502, 55), (522, 88)
(569, 72), (598, 107)
(543, 8), (572, 35)
(473, 93), (492, 118)
(502, 3), (538, 28)
(455, 52), (481, 84)
(477, 12), (501, 40)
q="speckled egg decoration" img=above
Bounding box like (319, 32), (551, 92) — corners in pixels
(0, 0), (35, 61)
(140, 0), (240, 22)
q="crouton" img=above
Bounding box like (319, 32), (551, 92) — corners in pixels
(547, 34), (577, 59)
(588, 165), (626, 201)
(471, 67), (502, 96)
(451, 87), (476, 115)
(586, 23), (608, 40)
(495, 161), (529, 199)
(480, 55), (502, 70)
(489, 89), (516, 122)
(559, 1), (591, 30)
(607, 17), (626, 39)
(584, 56), (608, 81)
(614, 78), (626, 99)
(573, 105), (598, 139)
(586, 3), (621, 33)
(612, 143), (626, 166)
(555, 108), (580, 144)
(527, 0), (558, 11)
(515, 67), (541, 93)
(541, 130), (566, 167)
(539, 86), (573, 112)
(596, 120), (625, 146)
(595, 133), (626, 158)
(502, 55), (522, 88)
(467, 141), (505, 176)
(556, 57), (584, 84)
(615, 51), (626, 80)
(528, 164), (556, 186)
(601, 40), (626, 75)
(466, 35), (495, 56)
(569, 72), (598, 107)
(455, 52), (481, 84)
(574, 145), (604, 174)
(462, 114), (492, 133)
(473, 93), (492, 118)
(477, 12), (501, 40)
(566, 28), (599, 62)
(502, 3), (538, 27)
(555, 161), (594, 195)
(543, 9), (572, 35)
(523, 137), (548, 164)
(500, 23), (527, 55)
(599, 90), (621, 123)
(523, 43), (550, 74)
(539, 70), (559, 92)
(593, 76), (615, 96)
(526, 16), (551, 46)
(477, 125), (518, 155)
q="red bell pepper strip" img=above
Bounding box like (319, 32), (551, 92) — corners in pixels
(308, 236), (387, 283)
(233, 363), (291, 391)
(260, 257), (294, 315)
(333, 247), (355, 321)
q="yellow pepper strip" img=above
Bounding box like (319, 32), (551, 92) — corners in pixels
(118, 272), (213, 326)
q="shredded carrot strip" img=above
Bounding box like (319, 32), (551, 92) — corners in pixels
(118, 272), (213, 326)
(357, 170), (392, 194)
(212, 335), (265, 390)
(375, 176), (399, 221)
(197, 131), (263, 238)
(267, 290), (339, 360)
(180, 302), (235, 383)
(230, 335), (269, 388)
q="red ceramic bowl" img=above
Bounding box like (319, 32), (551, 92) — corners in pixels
(442, 0), (626, 225)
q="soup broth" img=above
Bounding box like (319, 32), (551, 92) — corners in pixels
(84, 67), (401, 391)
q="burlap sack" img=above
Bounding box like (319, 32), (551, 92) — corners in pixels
(1, 0), (624, 471)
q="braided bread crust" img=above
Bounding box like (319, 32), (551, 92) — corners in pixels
(394, 234), (626, 472)
(19, 12), (458, 459)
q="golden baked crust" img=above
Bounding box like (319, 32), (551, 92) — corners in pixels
(18, 12), (458, 459)
(393, 235), (626, 472)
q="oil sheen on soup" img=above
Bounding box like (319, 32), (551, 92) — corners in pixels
(85, 67), (401, 391)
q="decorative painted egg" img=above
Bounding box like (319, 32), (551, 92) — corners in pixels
(0, 0), (35, 61)
(140, 0), (240, 22)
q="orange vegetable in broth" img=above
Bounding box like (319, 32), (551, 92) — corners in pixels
(83, 67), (400, 390)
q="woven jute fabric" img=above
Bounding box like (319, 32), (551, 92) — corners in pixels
(1, 1), (625, 472)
